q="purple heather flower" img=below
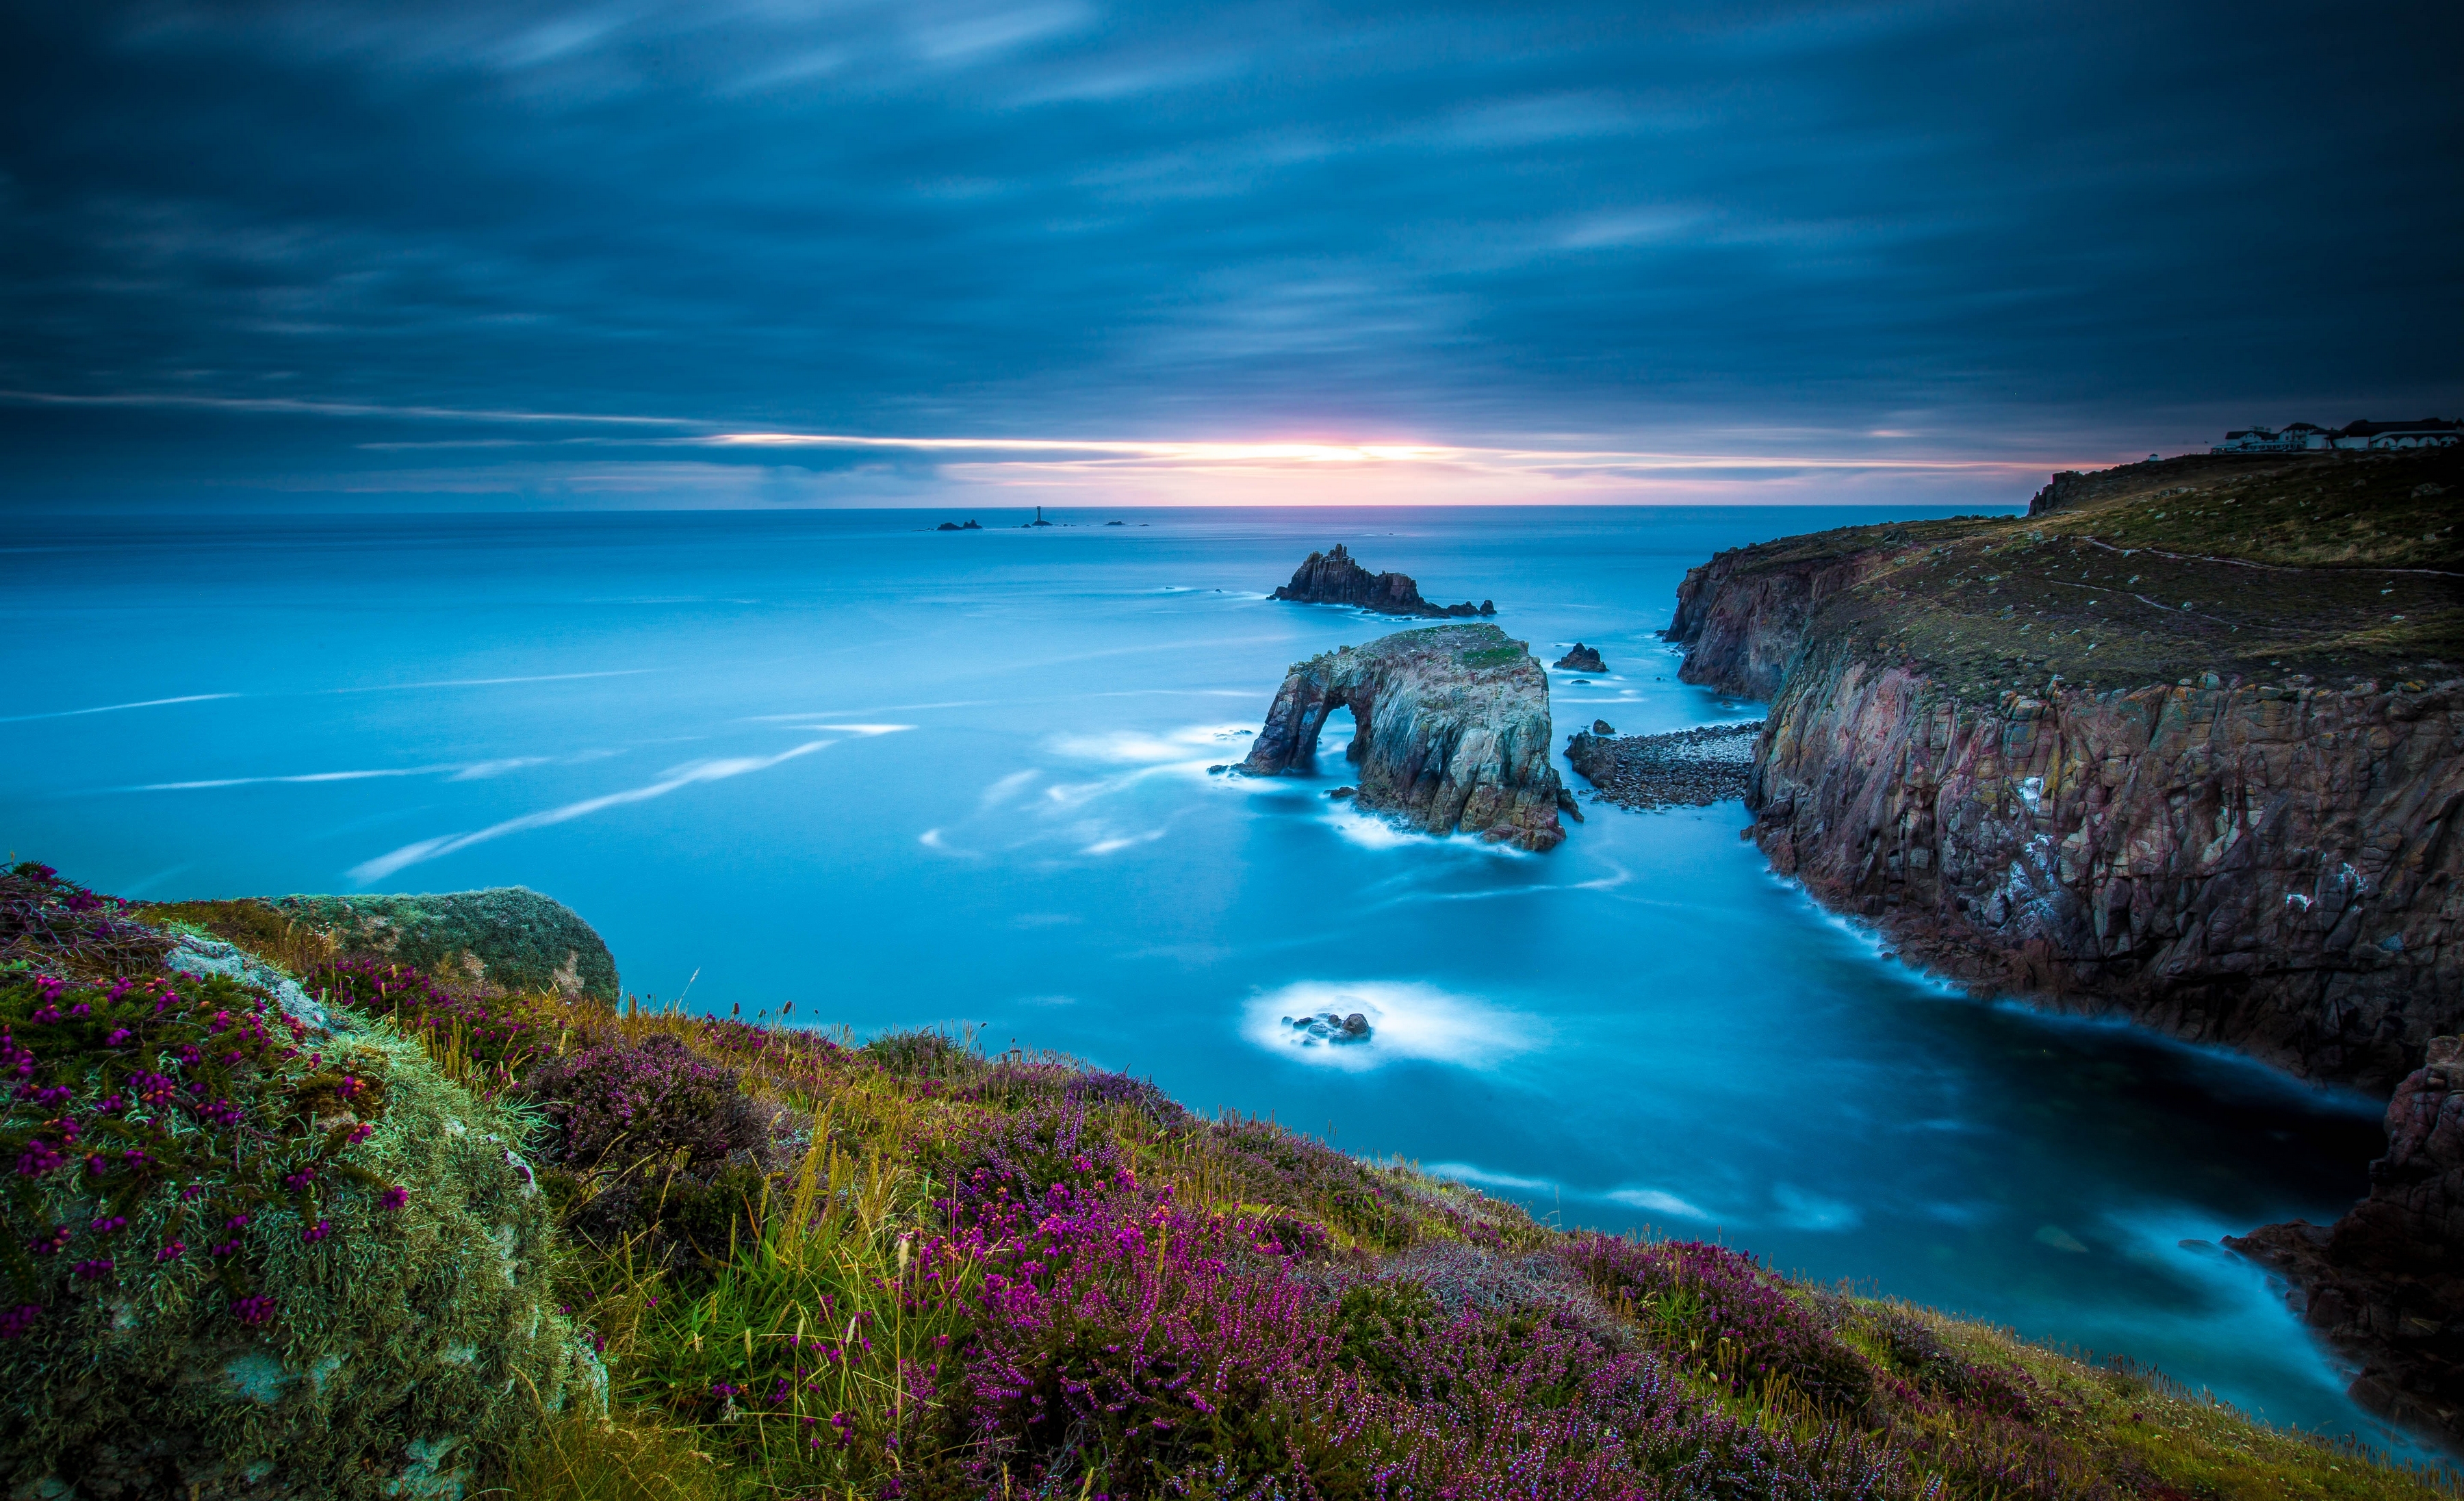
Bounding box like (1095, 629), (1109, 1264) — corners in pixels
(224, 1213), (251, 1231)
(157, 1242), (186, 1263)
(378, 1185), (409, 1210)
(29, 1225), (71, 1257)
(301, 1220), (332, 1245)
(230, 1294), (276, 1326)
(72, 1258), (114, 1281)
(14, 1139), (64, 1177)
(90, 1216), (127, 1235)
(105, 1028), (133, 1048)
(0, 1305), (40, 1340)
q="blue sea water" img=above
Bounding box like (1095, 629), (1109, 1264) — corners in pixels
(0, 504), (2428, 1459)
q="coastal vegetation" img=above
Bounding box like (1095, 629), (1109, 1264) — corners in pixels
(3, 862), (2454, 1498)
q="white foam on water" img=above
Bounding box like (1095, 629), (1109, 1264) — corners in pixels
(1772, 1183), (1863, 1231)
(1243, 979), (1541, 1073)
(1322, 801), (1537, 859)
(1049, 723), (1245, 763)
(1428, 1161), (1560, 1194)
(1083, 828), (1168, 856)
(979, 769), (1040, 807)
(1606, 1186), (1715, 1220)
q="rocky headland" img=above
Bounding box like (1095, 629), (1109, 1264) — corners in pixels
(1237, 623), (1570, 850)
(1663, 445), (2463, 1449)
(1567, 721), (1763, 810)
(1270, 543), (1497, 618)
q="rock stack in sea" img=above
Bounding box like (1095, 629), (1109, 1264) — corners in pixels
(1554, 643), (1606, 671)
(1237, 623), (1569, 850)
(1270, 544), (1496, 618)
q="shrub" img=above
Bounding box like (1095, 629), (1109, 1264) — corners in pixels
(312, 954), (545, 1073)
(862, 1027), (980, 1081)
(520, 1034), (771, 1179)
(1562, 1233), (1874, 1410)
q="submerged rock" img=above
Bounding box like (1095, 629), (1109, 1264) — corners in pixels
(1270, 543), (1496, 618)
(1554, 643), (1607, 672)
(2227, 1036), (2464, 1450)
(1236, 624), (1566, 851)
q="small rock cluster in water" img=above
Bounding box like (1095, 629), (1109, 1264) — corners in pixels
(1283, 1010), (1372, 1044)
(1567, 721), (1764, 810)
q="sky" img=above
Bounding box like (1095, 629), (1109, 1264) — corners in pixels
(1, 0), (2456, 511)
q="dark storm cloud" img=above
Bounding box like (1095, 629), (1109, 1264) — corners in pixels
(0, 0), (2456, 505)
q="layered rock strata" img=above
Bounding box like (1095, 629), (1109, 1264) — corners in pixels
(1567, 722), (1762, 810)
(1669, 447), (2463, 1090)
(1663, 447), (2464, 1453)
(1238, 624), (1568, 850)
(2226, 1037), (2463, 1449)
(1271, 543), (1496, 618)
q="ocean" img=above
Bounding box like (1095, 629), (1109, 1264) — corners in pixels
(0, 504), (2417, 1456)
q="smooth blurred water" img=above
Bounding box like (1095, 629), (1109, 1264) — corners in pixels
(0, 505), (2424, 1457)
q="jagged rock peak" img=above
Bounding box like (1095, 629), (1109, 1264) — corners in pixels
(1237, 623), (1567, 851)
(1270, 543), (1496, 618)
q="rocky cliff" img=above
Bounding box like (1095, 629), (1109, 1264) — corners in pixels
(1667, 446), (2463, 1092)
(1238, 623), (1569, 850)
(1665, 446), (2464, 1452)
(2226, 1037), (2464, 1450)
(1271, 543), (1496, 617)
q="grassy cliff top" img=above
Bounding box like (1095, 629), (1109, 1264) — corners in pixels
(15, 860), (2448, 1499)
(1708, 447), (2461, 702)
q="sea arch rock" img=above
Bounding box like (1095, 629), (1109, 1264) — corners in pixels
(1239, 624), (1569, 851)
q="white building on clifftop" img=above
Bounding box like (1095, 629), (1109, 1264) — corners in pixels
(2213, 418), (2460, 453)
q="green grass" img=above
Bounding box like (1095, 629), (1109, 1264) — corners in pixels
(24, 886), (2451, 1501)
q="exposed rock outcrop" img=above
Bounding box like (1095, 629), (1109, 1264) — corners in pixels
(1663, 447), (2464, 1454)
(1567, 722), (1762, 811)
(2226, 1037), (2464, 1450)
(1554, 643), (1607, 671)
(1237, 624), (1567, 850)
(1665, 448), (2464, 1091)
(150, 888), (621, 1001)
(1271, 544), (1496, 618)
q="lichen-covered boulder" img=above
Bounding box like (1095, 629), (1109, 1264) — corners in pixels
(1, 865), (597, 1500)
(156, 887), (621, 1003)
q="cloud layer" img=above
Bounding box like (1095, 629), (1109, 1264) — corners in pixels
(3, 0), (2455, 508)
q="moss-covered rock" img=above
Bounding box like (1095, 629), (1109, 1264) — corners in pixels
(1, 867), (599, 1500)
(273, 888), (619, 1002)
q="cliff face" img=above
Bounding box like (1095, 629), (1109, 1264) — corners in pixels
(1271, 543), (1496, 618)
(1239, 624), (1567, 850)
(1748, 643), (2462, 1088)
(1669, 447), (2464, 1452)
(2226, 1038), (2464, 1450)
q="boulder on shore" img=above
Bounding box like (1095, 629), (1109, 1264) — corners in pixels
(1237, 624), (1565, 851)
(2226, 1036), (2464, 1452)
(1270, 544), (1496, 618)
